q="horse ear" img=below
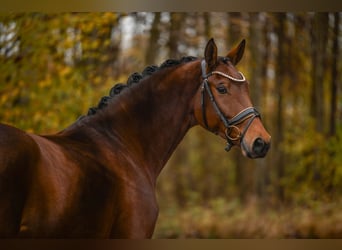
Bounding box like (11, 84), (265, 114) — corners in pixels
(227, 39), (246, 65)
(204, 38), (218, 72)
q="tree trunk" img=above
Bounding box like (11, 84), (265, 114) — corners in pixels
(329, 13), (340, 137)
(145, 13), (161, 65)
(274, 13), (287, 203)
(227, 12), (243, 47)
(310, 13), (329, 184)
(310, 13), (329, 133)
(168, 13), (185, 59)
(326, 13), (340, 196)
(203, 12), (211, 40)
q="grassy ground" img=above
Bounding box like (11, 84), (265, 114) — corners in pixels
(153, 198), (342, 238)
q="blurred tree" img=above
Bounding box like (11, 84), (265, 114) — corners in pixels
(203, 12), (211, 40)
(310, 13), (329, 134)
(310, 13), (329, 185)
(274, 12), (287, 202)
(326, 13), (340, 195)
(329, 13), (340, 138)
(227, 12), (243, 47)
(168, 13), (185, 58)
(145, 12), (161, 65)
(0, 13), (120, 132)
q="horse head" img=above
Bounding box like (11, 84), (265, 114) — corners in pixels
(194, 39), (271, 158)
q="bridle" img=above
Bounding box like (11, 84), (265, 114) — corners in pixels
(200, 60), (260, 151)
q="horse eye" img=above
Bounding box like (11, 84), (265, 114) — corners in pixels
(216, 85), (228, 94)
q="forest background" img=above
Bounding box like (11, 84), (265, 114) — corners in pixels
(0, 12), (341, 238)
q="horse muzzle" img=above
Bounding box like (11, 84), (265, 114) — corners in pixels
(241, 136), (271, 159)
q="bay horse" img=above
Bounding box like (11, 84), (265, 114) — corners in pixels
(0, 39), (270, 238)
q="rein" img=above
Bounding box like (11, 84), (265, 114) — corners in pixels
(200, 60), (260, 151)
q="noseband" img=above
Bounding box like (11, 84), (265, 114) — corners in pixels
(200, 60), (260, 151)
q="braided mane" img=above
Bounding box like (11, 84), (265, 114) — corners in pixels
(85, 56), (197, 116)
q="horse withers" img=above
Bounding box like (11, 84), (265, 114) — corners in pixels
(0, 39), (270, 238)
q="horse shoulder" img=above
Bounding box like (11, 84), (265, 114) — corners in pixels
(100, 147), (159, 238)
(19, 134), (89, 232)
(18, 133), (122, 237)
(0, 123), (40, 237)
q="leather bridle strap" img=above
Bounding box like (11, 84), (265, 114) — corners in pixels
(201, 79), (230, 129)
(200, 60), (261, 151)
(200, 81), (210, 130)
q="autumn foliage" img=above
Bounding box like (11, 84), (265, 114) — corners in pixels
(0, 13), (341, 238)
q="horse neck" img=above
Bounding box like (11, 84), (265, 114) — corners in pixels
(81, 61), (201, 181)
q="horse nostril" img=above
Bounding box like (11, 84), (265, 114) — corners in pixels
(252, 137), (269, 156)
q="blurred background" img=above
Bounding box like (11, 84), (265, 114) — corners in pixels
(0, 12), (341, 238)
